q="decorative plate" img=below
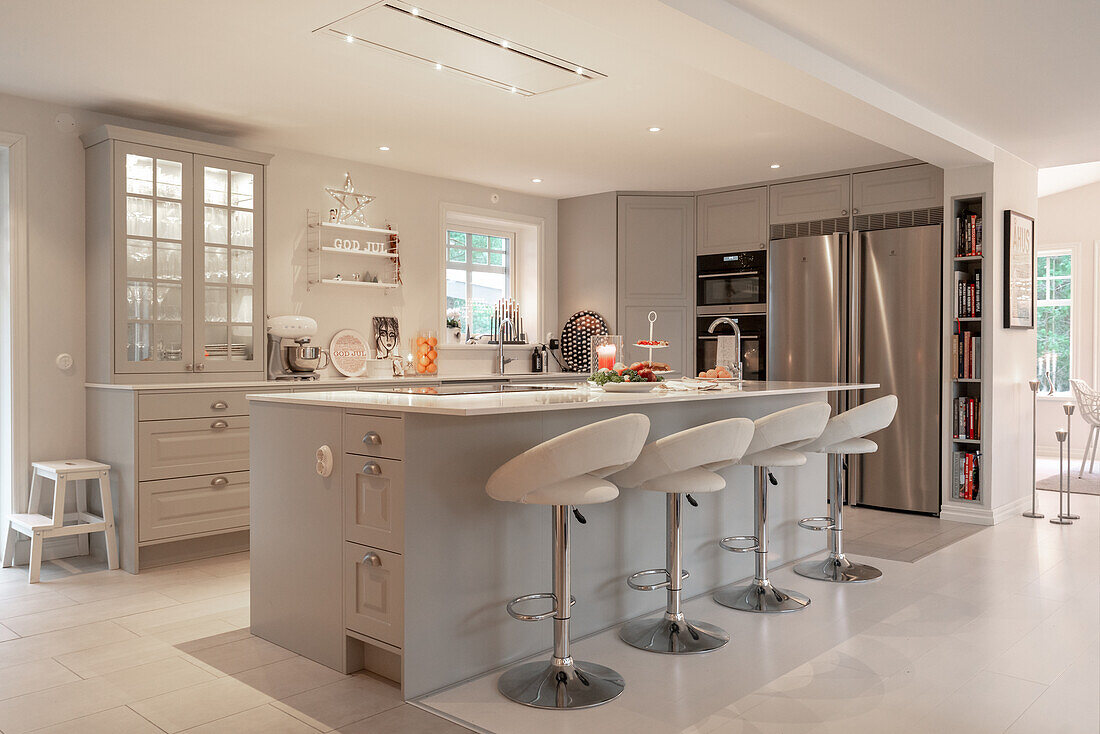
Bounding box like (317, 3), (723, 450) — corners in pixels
(560, 310), (609, 372)
(329, 329), (371, 376)
(588, 381), (658, 393)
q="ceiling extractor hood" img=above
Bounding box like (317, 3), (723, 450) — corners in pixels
(314, 1), (605, 96)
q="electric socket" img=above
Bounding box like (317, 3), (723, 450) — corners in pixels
(548, 337), (560, 350)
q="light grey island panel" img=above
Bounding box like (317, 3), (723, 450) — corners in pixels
(399, 392), (828, 698)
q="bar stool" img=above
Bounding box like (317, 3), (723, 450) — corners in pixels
(610, 417), (755, 654)
(486, 413), (650, 710)
(714, 403), (831, 613)
(3, 460), (119, 583)
(794, 395), (898, 583)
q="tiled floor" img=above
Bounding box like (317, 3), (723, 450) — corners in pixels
(422, 491), (1099, 734)
(0, 554), (470, 733)
(842, 505), (985, 562)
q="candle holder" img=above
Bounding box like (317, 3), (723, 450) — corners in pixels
(590, 335), (622, 374)
(1024, 379), (1043, 518)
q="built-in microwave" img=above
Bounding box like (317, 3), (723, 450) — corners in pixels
(696, 250), (767, 312)
(696, 312), (766, 380)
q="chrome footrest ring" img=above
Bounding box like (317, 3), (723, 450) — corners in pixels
(797, 516), (836, 531)
(719, 535), (759, 553)
(626, 568), (690, 592)
(506, 592), (577, 622)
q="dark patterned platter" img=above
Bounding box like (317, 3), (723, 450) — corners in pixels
(560, 310), (609, 372)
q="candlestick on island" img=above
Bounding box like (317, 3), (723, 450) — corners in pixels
(597, 344), (616, 371)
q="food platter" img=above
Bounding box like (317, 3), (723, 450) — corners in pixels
(587, 381), (658, 393)
(682, 376), (741, 385)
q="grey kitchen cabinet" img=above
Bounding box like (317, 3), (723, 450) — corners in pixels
(82, 126), (271, 383)
(616, 195), (695, 371)
(345, 542), (405, 648)
(851, 164), (943, 216)
(138, 471), (251, 542)
(769, 175), (852, 225)
(696, 187), (768, 254)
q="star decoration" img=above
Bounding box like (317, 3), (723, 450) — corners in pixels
(325, 172), (375, 225)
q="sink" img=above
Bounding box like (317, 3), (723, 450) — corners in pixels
(366, 384), (578, 396)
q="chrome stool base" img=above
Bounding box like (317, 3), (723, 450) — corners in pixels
(715, 580), (810, 613)
(793, 553), (882, 583)
(498, 659), (624, 709)
(619, 614), (729, 654)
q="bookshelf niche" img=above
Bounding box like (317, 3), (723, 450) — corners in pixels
(949, 195), (985, 504)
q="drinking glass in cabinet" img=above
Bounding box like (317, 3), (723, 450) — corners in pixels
(156, 283), (182, 322)
(230, 288), (252, 323)
(126, 197), (153, 237)
(231, 171), (254, 209)
(154, 323), (183, 361)
(127, 281), (152, 320)
(231, 249), (253, 284)
(155, 159), (183, 199)
(205, 286), (228, 323)
(205, 206), (227, 244)
(125, 155), (153, 195)
(204, 167), (228, 205)
(230, 210), (253, 246)
(205, 247), (228, 283)
(128, 322), (152, 362)
(126, 239), (153, 279)
(231, 325), (253, 360)
(156, 200), (182, 240)
(156, 242), (182, 281)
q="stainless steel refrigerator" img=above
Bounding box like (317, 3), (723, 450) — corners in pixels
(768, 225), (941, 513)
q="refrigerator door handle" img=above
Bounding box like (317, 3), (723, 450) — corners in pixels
(847, 230), (862, 505)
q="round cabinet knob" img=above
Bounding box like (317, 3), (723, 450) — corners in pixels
(362, 461), (382, 475)
(362, 551), (382, 567)
(210, 401), (229, 410)
(852, 208), (860, 214)
(210, 476), (229, 487)
(841, 209), (849, 216)
(362, 431), (382, 445)
(210, 420), (229, 430)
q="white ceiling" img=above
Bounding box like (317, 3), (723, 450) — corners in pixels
(727, 0), (1100, 168)
(1038, 161), (1100, 198)
(0, 0), (907, 198)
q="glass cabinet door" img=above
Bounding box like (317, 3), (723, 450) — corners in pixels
(193, 156), (264, 372)
(115, 144), (195, 372)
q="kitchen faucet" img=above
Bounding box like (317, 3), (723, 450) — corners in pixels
(707, 317), (742, 380)
(496, 317), (515, 375)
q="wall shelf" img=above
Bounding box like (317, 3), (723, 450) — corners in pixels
(309, 220), (399, 236)
(315, 246), (399, 259)
(954, 255), (983, 262)
(306, 210), (401, 290)
(319, 279), (399, 289)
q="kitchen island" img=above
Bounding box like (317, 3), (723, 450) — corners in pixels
(247, 380), (873, 698)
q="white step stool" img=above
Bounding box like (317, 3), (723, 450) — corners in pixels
(3, 460), (120, 583)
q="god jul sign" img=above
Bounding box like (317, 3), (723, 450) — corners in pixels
(329, 330), (370, 376)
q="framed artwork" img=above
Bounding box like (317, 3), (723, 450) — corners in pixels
(1003, 210), (1035, 329)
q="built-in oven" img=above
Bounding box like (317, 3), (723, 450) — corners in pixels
(696, 250), (767, 312)
(696, 312), (766, 380)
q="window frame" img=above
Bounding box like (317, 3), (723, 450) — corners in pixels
(1035, 243), (1081, 397)
(443, 224), (516, 338)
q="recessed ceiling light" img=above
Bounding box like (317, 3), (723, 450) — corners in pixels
(345, 34), (354, 43)
(379, 146), (390, 151)
(509, 86), (517, 94)
(434, 62), (442, 70)
(770, 163), (781, 169)
(531, 178), (542, 183)
(576, 67), (585, 75)
(648, 127), (662, 133)
(501, 40), (509, 48)
(410, 7), (419, 15)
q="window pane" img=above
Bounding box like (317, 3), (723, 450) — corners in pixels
(205, 207), (228, 244)
(126, 239), (153, 279)
(156, 200), (182, 240)
(205, 247), (228, 283)
(1037, 304), (1071, 392)
(489, 252), (504, 267)
(448, 231), (466, 247)
(127, 281), (152, 321)
(155, 159), (183, 199)
(1050, 255), (1071, 276)
(469, 300), (493, 336)
(125, 155), (153, 195)
(205, 167), (228, 205)
(231, 171), (254, 209)
(489, 236), (507, 251)
(231, 210), (253, 246)
(231, 249), (254, 285)
(157, 242), (182, 281)
(156, 283), (182, 321)
(154, 323), (183, 361)
(1050, 277), (1071, 299)
(128, 322), (152, 362)
(471, 271), (506, 303)
(1037, 255), (1050, 277)
(471, 234), (489, 248)
(126, 197), (153, 237)
(448, 247), (466, 263)
(472, 250), (488, 265)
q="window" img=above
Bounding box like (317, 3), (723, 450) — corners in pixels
(1036, 250), (1073, 393)
(445, 228), (511, 337)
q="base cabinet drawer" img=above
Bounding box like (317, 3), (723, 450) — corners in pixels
(139, 471), (250, 542)
(344, 414), (404, 460)
(138, 389), (257, 421)
(345, 455), (404, 553)
(345, 542), (403, 647)
(139, 416), (250, 480)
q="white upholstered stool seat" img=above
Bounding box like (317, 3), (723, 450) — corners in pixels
(714, 402), (831, 614)
(795, 395), (898, 584)
(487, 413), (649, 710)
(611, 417), (754, 654)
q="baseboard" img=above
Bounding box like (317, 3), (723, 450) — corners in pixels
(940, 495), (1030, 525)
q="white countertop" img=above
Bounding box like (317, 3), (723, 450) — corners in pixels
(246, 380), (878, 416)
(84, 372), (578, 392)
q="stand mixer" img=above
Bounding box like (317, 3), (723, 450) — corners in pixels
(267, 315), (328, 380)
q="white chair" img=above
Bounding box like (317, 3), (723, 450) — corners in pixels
(486, 413), (650, 710)
(3, 460), (119, 583)
(1070, 379), (1100, 478)
(793, 395), (899, 583)
(610, 417), (755, 654)
(713, 402), (831, 613)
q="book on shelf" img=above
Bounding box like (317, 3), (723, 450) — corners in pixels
(952, 450), (981, 501)
(951, 328), (981, 379)
(954, 269), (983, 317)
(953, 396), (981, 440)
(956, 212), (983, 256)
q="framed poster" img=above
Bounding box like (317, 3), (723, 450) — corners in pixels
(1003, 210), (1035, 329)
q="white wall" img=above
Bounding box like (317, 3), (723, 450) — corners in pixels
(1035, 180), (1099, 456)
(0, 91), (558, 501)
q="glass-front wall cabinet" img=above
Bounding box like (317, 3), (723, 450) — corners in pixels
(112, 142), (264, 375)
